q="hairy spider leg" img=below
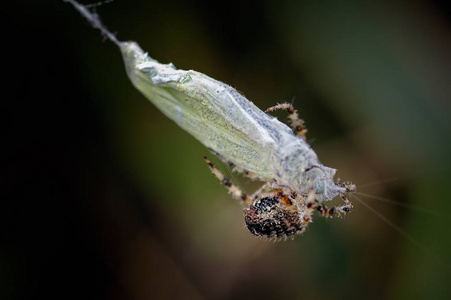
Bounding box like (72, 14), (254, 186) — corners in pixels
(265, 103), (307, 140)
(251, 182), (272, 200)
(317, 182), (355, 217)
(204, 157), (253, 204)
(299, 190), (317, 223)
(207, 148), (262, 181)
(316, 192), (354, 217)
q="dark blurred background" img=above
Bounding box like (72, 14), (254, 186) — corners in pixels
(3, 0), (451, 299)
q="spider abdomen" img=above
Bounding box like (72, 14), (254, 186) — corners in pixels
(244, 196), (306, 238)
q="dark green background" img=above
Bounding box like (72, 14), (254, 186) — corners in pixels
(3, 0), (451, 299)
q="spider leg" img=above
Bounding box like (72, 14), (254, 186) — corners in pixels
(207, 148), (262, 181)
(265, 103), (307, 140)
(229, 163), (262, 181)
(316, 193), (354, 217)
(298, 190), (316, 223)
(251, 182), (272, 200)
(204, 156), (253, 204)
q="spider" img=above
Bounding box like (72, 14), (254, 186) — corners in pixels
(204, 103), (355, 239)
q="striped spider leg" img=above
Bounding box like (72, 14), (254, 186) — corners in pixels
(266, 103), (355, 218)
(316, 183), (355, 217)
(207, 148), (263, 182)
(265, 103), (308, 140)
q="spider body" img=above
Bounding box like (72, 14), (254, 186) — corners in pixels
(244, 196), (306, 238)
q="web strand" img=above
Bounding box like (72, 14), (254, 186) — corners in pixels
(65, 0), (122, 47)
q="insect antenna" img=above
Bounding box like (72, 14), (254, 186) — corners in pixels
(358, 166), (451, 190)
(357, 177), (402, 189)
(352, 194), (443, 262)
(355, 191), (440, 216)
